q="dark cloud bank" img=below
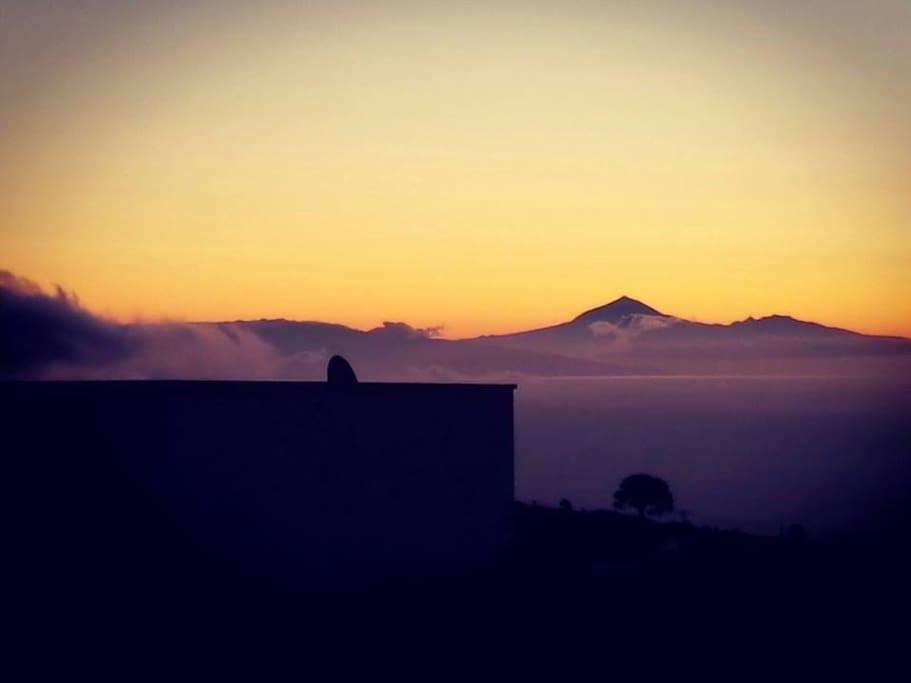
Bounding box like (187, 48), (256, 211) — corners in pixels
(0, 271), (136, 378)
(0, 271), (290, 380)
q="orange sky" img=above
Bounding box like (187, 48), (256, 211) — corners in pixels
(2, 1), (909, 338)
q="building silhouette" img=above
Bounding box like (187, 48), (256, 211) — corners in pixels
(4, 376), (515, 581)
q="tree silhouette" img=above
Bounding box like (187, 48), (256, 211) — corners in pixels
(613, 474), (674, 519)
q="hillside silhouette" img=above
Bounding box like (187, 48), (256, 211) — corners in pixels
(230, 296), (911, 378)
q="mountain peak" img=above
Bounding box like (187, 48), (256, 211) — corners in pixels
(571, 296), (665, 324)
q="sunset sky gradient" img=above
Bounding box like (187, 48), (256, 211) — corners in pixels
(2, 0), (909, 337)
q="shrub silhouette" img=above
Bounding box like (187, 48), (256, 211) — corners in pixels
(613, 474), (674, 518)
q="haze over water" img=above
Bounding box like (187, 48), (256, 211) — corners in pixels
(516, 375), (911, 536)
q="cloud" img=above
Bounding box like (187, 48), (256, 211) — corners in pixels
(1, 270), (288, 379)
(589, 314), (680, 349)
(95, 323), (284, 380)
(627, 314), (679, 334)
(0, 270), (138, 378)
(280, 350), (329, 380)
(0, 269), (452, 381)
(367, 321), (443, 341)
(590, 314), (678, 336)
(588, 321), (620, 338)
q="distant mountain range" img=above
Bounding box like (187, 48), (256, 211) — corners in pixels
(5, 266), (907, 380)
(211, 296), (911, 379)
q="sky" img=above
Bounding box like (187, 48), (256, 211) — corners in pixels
(1, 0), (909, 338)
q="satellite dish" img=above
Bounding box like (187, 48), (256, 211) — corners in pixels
(327, 355), (358, 385)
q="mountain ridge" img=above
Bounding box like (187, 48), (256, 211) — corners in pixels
(571, 295), (667, 324)
(195, 297), (911, 379)
(211, 297), (909, 344)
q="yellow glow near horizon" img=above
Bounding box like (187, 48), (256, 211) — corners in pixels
(2, 1), (909, 337)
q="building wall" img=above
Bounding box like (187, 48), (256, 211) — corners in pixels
(4, 381), (515, 579)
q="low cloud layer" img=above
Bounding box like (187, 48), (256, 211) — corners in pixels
(0, 271), (137, 378)
(0, 270), (440, 380)
(367, 321), (443, 341)
(588, 314), (680, 347)
(0, 271), (291, 380)
(73, 323), (287, 380)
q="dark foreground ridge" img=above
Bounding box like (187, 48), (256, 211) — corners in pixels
(5, 379), (907, 669)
